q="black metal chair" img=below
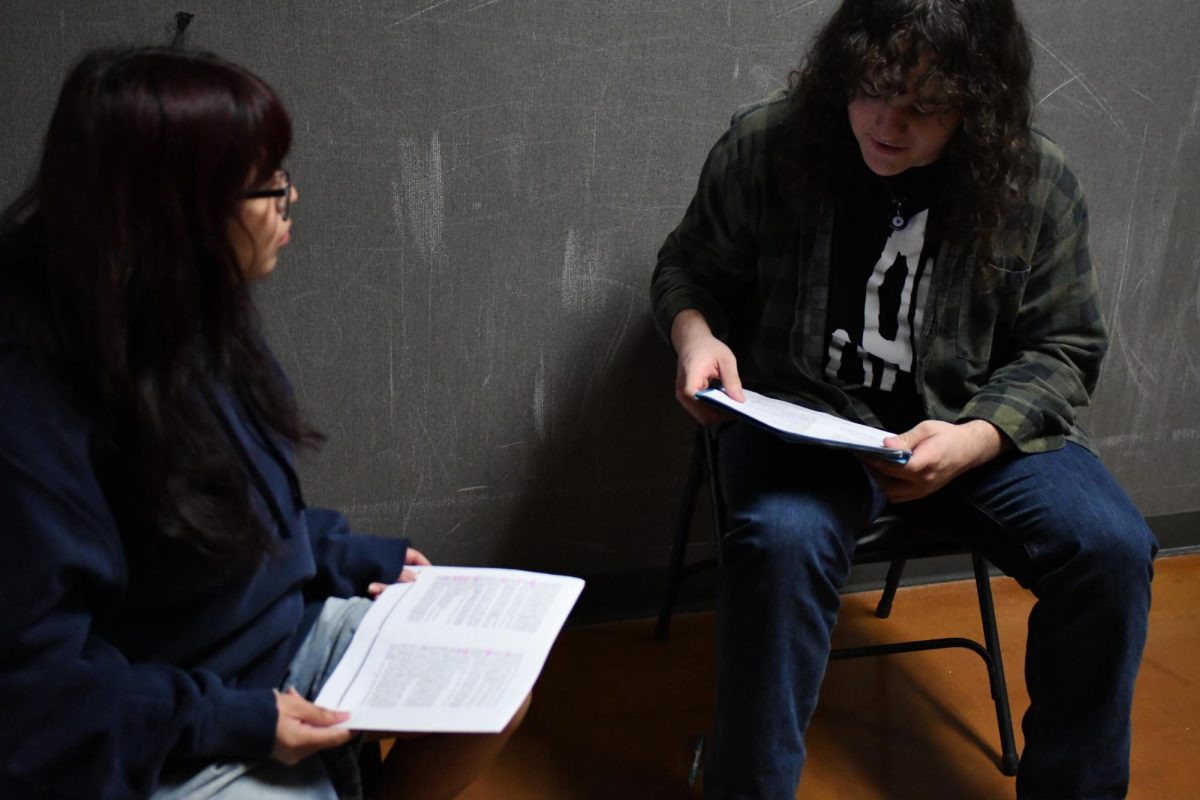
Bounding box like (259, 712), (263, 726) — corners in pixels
(655, 426), (1020, 776)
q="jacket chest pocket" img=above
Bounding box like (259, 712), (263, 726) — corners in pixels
(954, 257), (1030, 365)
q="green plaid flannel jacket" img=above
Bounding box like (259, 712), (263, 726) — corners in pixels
(651, 92), (1107, 454)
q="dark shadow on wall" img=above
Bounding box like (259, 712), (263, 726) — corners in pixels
(488, 303), (701, 588)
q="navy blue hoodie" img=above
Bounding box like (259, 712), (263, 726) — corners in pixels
(0, 318), (410, 798)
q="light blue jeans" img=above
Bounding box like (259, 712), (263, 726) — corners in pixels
(704, 422), (1157, 800)
(151, 596), (373, 800)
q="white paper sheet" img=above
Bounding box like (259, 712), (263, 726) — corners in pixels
(314, 567), (584, 733)
(697, 387), (911, 463)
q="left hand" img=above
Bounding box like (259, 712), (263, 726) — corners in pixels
(865, 420), (1008, 504)
(271, 688), (353, 764)
(367, 547), (432, 598)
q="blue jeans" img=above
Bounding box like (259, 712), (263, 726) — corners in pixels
(151, 597), (373, 800)
(704, 422), (1157, 800)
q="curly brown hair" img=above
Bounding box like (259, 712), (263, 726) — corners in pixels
(777, 0), (1035, 258)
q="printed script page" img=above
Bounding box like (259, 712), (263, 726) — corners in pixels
(315, 567), (584, 733)
(698, 388), (902, 451)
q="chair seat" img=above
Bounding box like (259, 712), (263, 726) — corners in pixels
(854, 511), (971, 565)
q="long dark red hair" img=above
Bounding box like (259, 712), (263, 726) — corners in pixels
(0, 46), (316, 565)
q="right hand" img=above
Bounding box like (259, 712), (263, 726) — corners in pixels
(271, 688), (354, 765)
(671, 310), (744, 426)
(368, 546), (433, 597)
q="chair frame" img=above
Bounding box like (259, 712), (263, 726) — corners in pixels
(655, 426), (1020, 776)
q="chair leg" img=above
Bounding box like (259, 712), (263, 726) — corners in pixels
(972, 553), (1020, 776)
(701, 426), (725, 569)
(654, 432), (706, 641)
(875, 558), (907, 619)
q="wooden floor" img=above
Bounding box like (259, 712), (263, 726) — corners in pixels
(459, 552), (1200, 799)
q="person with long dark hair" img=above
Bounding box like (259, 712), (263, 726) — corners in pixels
(0, 46), (525, 799)
(652, 1), (1156, 797)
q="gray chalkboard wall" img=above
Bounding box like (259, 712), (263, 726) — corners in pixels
(2, 2), (1198, 603)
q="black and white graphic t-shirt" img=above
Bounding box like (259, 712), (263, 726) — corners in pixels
(824, 160), (946, 433)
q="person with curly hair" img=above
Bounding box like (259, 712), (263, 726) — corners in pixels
(651, 1), (1156, 797)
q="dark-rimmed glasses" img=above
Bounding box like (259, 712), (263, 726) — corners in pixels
(242, 169), (292, 220)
